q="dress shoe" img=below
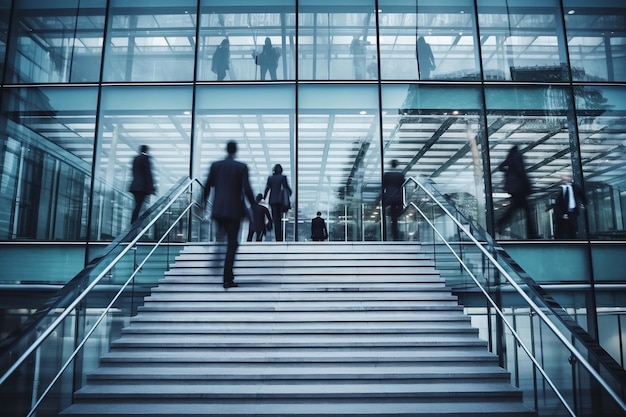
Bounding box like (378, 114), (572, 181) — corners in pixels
(223, 282), (238, 289)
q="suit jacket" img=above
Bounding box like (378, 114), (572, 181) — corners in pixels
(264, 174), (291, 205)
(499, 148), (531, 196)
(311, 216), (328, 240)
(129, 153), (155, 194)
(383, 170), (405, 206)
(554, 182), (586, 217)
(250, 203), (272, 233)
(204, 156), (255, 221)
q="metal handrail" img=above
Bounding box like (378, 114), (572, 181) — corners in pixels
(0, 177), (201, 388)
(405, 176), (626, 414)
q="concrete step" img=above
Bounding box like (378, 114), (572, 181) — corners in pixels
(72, 381), (524, 400)
(60, 242), (535, 417)
(98, 349), (499, 365)
(62, 400), (536, 417)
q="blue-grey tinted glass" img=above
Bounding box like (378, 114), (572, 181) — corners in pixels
(575, 86), (626, 238)
(198, 1), (295, 81)
(298, 84), (381, 240)
(382, 84), (486, 227)
(486, 85), (578, 240)
(378, 0), (479, 80)
(103, 1), (197, 82)
(477, 0), (568, 82)
(0, 87), (98, 240)
(5, 0), (106, 83)
(0, 0), (10, 83)
(298, 0), (377, 80)
(92, 85), (193, 240)
(564, 1), (626, 82)
(194, 84), (295, 240)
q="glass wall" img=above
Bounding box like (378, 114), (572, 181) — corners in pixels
(563, 0), (626, 82)
(0, 0), (625, 245)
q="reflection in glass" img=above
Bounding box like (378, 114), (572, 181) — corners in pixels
(575, 86), (626, 239)
(5, 0), (106, 83)
(92, 86), (192, 241)
(198, 2), (295, 81)
(477, 0), (568, 82)
(564, 1), (626, 82)
(103, 0), (196, 82)
(382, 84), (487, 231)
(378, 0), (479, 80)
(298, 84), (381, 241)
(298, 0), (377, 80)
(0, 87), (98, 240)
(486, 85), (574, 240)
(194, 84), (295, 241)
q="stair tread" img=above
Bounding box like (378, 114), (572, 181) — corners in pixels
(60, 242), (534, 417)
(62, 401), (535, 417)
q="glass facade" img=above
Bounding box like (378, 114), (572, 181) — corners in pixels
(0, 0), (625, 408)
(1, 0), (625, 244)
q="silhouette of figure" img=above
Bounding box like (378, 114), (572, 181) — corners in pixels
(554, 175), (586, 239)
(247, 193), (272, 242)
(367, 55), (378, 79)
(416, 36), (435, 80)
(350, 36), (367, 80)
(264, 164), (292, 242)
(311, 211), (329, 241)
(256, 37), (281, 81)
(211, 39), (230, 81)
(203, 141), (256, 288)
(496, 145), (535, 239)
(129, 144), (156, 224)
(383, 159), (405, 241)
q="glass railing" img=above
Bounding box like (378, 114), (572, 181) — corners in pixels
(0, 177), (204, 417)
(402, 176), (626, 417)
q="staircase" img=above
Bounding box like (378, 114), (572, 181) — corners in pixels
(61, 242), (536, 417)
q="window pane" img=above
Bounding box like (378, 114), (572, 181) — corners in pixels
(5, 0), (106, 83)
(575, 85), (626, 238)
(299, 84), (381, 240)
(383, 84), (487, 229)
(93, 85), (192, 240)
(0, 87), (98, 240)
(298, 0), (377, 80)
(195, 84), (295, 240)
(379, 0), (480, 80)
(103, 0), (197, 82)
(486, 85), (574, 240)
(198, 1), (295, 81)
(563, 0), (626, 82)
(478, 0), (568, 81)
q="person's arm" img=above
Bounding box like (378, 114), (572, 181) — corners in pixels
(264, 177), (271, 200)
(242, 165), (256, 207)
(283, 175), (292, 195)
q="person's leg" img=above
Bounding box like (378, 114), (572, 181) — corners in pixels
(260, 66), (267, 81)
(131, 192), (146, 224)
(271, 204), (283, 241)
(222, 219), (240, 286)
(269, 66), (277, 81)
(391, 204), (401, 241)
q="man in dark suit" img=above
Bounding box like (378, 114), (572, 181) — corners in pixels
(129, 144), (156, 224)
(554, 175), (586, 239)
(311, 211), (328, 241)
(383, 159), (405, 241)
(204, 141), (256, 288)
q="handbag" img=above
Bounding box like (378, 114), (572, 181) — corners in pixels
(280, 188), (291, 213)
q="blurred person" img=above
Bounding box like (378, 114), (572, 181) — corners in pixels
(203, 141), (256, 288)
(129, 144), (156, 224)
(311, 211), (329, 241)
